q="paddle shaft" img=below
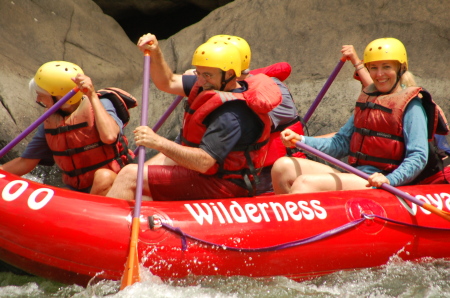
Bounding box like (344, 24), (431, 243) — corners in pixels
(121, 50), (151, 289)
(152, 95), (184, 132)
(0, 87), (80, 159)
(293, 140), (450, 221)
(133, 95), (184, 156)
(133, 51), (151, 217)
(293, 140), (426, 206)
(303, 57), (346, 124)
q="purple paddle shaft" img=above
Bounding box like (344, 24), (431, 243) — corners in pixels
(303, 57), (346, 124)
(152, 95), (184, 132)
(133, 95), (184, 156)
(0, 87), (80, 159)
(293, 140), (426, 208)
(133, 53), (151, 217)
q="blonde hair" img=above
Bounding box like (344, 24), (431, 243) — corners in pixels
(400, 70), (417, 87)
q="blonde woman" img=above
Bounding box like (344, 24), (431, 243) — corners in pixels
(272, 38), (448, 194)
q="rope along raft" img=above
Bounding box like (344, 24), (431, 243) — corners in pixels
(150, 214), (450, 252)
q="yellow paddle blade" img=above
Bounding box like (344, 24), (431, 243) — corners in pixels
(120, 217), (141, 290)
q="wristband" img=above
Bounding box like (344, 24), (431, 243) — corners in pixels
(353, 60), (363, 67)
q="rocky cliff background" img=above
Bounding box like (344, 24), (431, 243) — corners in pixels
(1, 0), (449, 174)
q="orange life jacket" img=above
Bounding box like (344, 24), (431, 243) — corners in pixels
(44, 88), (136, 190)
(181, 74), (281, 192)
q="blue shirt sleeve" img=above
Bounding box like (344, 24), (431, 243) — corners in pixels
(304, 115), (355, 159)
(268, 78), (298, 130)
(435, 134), (450, 155)
(182, 75), (198, 97)
(201, 101), (263, 163)
(21, 123), (54, 165)
(385, 98), (428, 186)
(100, 98), (123, 134)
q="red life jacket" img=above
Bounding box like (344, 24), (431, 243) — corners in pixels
(250, 64), (306, 166)
(181, 74), (281, 189)
(264, 121), (305, 166)
(349, 86), (448, 183)
(249, 62), (292, 82)
(44, 88), (136, 190)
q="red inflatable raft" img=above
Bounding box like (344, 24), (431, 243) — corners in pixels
(0, 169), (449, 286)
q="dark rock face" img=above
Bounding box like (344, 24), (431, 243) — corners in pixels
(1, 0), (449, 168)
(92, 0), (234, 41)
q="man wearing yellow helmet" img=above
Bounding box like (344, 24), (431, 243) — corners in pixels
(0, 61), (136, 194)
(106, 33), (282, 201)
(272, 38), (449, 194)
(202, 35), (307, 194)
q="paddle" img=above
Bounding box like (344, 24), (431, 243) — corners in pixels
(303, 57), (346, 124)
(291, 139), (450, 221)
(0, 87), (81, 159)
(120, 49), (151, 289)
(133, 95), (184, 156)
(152, 95), (184, 132)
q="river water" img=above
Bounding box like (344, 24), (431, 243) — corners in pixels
(0, 256), (449, 297)
(1, 171), (449, 297)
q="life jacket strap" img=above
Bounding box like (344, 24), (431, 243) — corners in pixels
(356, 102), (392, 113)
(354, 127), (404, 142)
(63, 157), (116, 177)
(44, 122), (88, 135)
(349, 151), (402, 166)
(51, 141), (104, 156)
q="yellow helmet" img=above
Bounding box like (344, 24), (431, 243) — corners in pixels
(34, 61), (84, 104)
(364, 38), (408, 70)
(192, 41), (242, 77)
(207, 35), (251, 72)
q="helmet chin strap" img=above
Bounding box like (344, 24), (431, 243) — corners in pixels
(384, 68), (404, 95)
(52, 96), (71, 117)
(220, 71), (236, 91)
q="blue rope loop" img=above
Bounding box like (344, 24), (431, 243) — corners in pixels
(161, 217), (366, 252)
(172, 227), (188, 251)
(362, 213), (450, 231)
(160, 213), (450, 252)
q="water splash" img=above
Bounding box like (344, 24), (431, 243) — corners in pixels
(0, 256), (449, 297)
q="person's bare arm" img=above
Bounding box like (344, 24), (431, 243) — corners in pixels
(137, 33), (186, 96)
(72, 74), (120, 144)
(341, 45), (373, 88)
(0, 157), (40, 176)
(135, 126), (216, 173)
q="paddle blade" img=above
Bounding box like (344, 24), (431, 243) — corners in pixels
(120, 217), (141, 289)
(422, 203), (450, 222)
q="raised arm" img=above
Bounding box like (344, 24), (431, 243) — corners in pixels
(341, 45), (373, 88)
(137, 33), (186, 96)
